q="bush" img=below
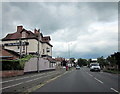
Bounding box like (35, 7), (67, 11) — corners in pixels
(2, 60), (20, 70)
(1, 55), (33, 70)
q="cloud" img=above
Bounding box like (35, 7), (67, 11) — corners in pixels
(2, 2), (118, 59)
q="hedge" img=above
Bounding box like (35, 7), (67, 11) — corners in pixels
(1, 55), (33, 70)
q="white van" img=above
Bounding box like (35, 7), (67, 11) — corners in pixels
(90, 63), (101, 72)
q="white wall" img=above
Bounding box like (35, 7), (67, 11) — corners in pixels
(24, 57), (56, 72)
(27, 39), (38, 53)
(42, 43), (52, 56)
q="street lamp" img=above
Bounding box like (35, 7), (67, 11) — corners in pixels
(68, 42), (72, 67)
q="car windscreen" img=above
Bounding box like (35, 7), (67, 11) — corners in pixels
(90, 64), (99, 66)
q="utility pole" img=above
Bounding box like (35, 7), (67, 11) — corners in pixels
(19, 38), (22, 70)
(19, 38), (22, 59)
(37, 29), (40, 73)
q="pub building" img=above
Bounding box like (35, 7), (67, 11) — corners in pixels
(1, 26), (53, 58)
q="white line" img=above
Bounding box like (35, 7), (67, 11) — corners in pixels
(0, 82), (23, 90)
(0, 79), (14, 84)
(88, 73), (93, 77)
(111, 88), (119, 93)
(86, 72), (93, 77)
(26, 80), (33, 83)
(0, 73), (44, 84)
(94, 77), (103, 84)
(15, 76), (29, 81)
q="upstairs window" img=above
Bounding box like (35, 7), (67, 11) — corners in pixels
(22, 32), (26, 38)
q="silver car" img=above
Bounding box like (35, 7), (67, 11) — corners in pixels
(76, 65), (80, 70)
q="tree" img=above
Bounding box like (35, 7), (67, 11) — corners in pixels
(106, 52), (120, 70)
(77, 58), (88, 67)
(61, 60), (67, 66)
(69, 58), (75, 63)
(87, 58), (92, 67)
(69, 58), (76, 67)
(97, 56), (108, 68)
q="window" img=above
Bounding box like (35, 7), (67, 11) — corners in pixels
(46, 47), (50, 52)
(43, 49), (44, 54)
(23, 45), (25, 50)
(22, 32), (26, 38)
(18, 46), (19, 49)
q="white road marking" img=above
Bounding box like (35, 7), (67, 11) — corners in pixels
(0, 82), (23, 90)
(1, 72), (63, 90)
(86, 72), (93, 77)
(111, 88), (119, 93)
(94, 77), (103, 84)
(88, 73), (93, 77)
(0, 79), (14, 84)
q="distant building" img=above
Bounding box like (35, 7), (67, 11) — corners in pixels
(91, 59), (97, 62)
(55, 57), (65, 66)
(1, 26), (53, 58)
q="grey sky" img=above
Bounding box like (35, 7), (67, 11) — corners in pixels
(1, 2), (118, 59)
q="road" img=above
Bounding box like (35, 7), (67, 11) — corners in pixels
(1, 67), (119, 94)
(31, 67), (119, 93)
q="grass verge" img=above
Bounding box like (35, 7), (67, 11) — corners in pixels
(103, 69), (120, 74)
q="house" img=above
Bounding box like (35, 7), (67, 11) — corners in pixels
(2, 26), (53, 58)
(55, 57), (66, 66)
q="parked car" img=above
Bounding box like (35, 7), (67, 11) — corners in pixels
(90, 63), (101, 72)
(63, 66), (66, 69)
(76, 65), (80, 70)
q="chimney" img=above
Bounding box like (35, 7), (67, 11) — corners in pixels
(34, 28), (40, 34)
(17, 26), (23, 32)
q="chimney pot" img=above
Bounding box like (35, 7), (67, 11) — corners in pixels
(34, 28), (40, 34)
(17, 26), (23, 32)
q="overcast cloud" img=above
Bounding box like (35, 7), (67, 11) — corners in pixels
(1, 2), (118, 59)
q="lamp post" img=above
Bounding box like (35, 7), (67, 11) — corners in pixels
(19, 38), (22, 59)
(68, 42), (72, 67)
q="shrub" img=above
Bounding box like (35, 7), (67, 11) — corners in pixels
(1, 55), (33, 70)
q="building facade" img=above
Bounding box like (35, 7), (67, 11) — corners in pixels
(2, 26), (53, 58)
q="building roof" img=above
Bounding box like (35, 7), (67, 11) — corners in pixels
(0, 46), (19, 60)
(2, 30), (36, 40)
(55, 57), (65, 62)
(46, 57), (56, 63)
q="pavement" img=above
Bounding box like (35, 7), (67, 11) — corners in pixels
(1, 67), (120, 94)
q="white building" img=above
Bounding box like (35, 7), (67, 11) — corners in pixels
(1, 26), (53, 58)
